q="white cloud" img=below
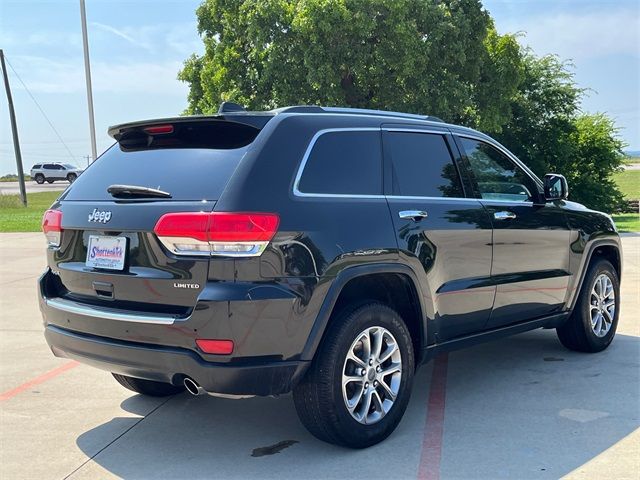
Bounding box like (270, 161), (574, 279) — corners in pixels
(88, 21), (201, 55)
(498, 8), (640, 60)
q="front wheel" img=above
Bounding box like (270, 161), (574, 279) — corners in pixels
(293, 303), (415, 448)
(557, 259), (620, 353)
(112, 373), (184, 397)
(67, 173), (77, 183)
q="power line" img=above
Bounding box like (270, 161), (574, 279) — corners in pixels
(4, 55), (78, 163)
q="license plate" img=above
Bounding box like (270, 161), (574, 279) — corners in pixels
(86, 235), (126, 271)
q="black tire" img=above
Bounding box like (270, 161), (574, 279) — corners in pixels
(34, 174), (45, 184)
(67, 173), (77, 183)
(293, 302), (415, 448)
(112, 373), (184, 397)
(46, 179), (54, 184)
(557, 259), (620, 353)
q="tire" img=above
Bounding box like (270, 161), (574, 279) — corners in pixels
(67, 173), (77, 183)
(34, 174), (45, 184)
(112, 373), (184, 397)
(293, 302), (415, 448)
(46, 179), (54, 184)
(557, 259), (620, 353)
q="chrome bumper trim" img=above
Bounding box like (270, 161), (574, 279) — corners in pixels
(44, 297), (178, 325)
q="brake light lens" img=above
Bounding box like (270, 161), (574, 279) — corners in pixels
(42, 209), (62, 247)
(143, 124), (174, 135)
(153, 212), (279, 257)
(195, 339), (234, 355)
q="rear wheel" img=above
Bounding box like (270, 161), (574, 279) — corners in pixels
(34, 174), (44, 184)
(67, 173), (77, 183)
(112, 373), (184, 397)
(557, 259), (620, 353)
(293, 303), (415, 448)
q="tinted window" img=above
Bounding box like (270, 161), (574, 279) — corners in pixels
(460, 138), (538, 202)
(298, 131), (382, 195)
(386, 132), (463, 197)
(43, 164), (55, 170)
(33, 164), (41, 169)
(65, 146), (247, 201)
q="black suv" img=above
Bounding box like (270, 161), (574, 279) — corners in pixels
(39, 105), (622, 448)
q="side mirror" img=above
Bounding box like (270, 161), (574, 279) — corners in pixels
(544, 173), (568, 201)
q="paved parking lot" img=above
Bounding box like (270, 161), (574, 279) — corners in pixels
(1, 233), (638, 479)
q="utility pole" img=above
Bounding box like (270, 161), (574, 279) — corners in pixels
(80, 0), (97, 161)
(0, 49), (27, 206)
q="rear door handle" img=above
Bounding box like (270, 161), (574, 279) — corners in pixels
(493, 211), (517, 221)
(399, 210), (428, 221)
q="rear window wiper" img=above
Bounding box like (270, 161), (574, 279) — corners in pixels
(107, 184), (172, 199)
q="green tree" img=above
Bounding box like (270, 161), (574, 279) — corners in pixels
(179, 0), (520, 129)
(180, 0), (626, 212)
(494, 53), (625, 212)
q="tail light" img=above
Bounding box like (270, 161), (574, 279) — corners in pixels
(42, 209), (62, 247)
(195, 339), (234, 355)
(153, 212), (280, 257)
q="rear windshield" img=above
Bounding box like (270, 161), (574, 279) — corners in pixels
(64, 146), (247, 201)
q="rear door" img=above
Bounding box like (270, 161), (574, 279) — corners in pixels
(382, 126), (494, 342)
(455, 134), (571, 327)
(48, 120), (260, 314)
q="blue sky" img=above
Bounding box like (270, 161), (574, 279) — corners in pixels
(0, 0), (638, 174)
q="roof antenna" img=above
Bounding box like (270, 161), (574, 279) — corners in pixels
(218, 102), (246, 113)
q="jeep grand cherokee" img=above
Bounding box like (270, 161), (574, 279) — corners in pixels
(38, 104), (622, 448)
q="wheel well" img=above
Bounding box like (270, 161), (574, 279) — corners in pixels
(591, 245), (621, 279)
(329, 273), (424, 363)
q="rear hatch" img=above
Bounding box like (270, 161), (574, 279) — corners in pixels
(45, 117), (268, 316)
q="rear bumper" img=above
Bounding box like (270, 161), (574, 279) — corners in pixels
(44, 324), (307, 396)
(38, 269), (311, 396)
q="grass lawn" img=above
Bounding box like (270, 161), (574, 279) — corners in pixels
(0, 191), (60, 232)
(612, 214), (640, 233)
(614, 169), (640, 199)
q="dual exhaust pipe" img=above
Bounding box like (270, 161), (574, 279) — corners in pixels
(182, 377), (254, 400)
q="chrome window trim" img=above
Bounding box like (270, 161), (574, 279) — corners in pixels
(293, 127), (475, 202)
(45, 297), (179, 325)
(292, 127), (382, 198)
(454, 132), (544, 188)
(382, 127), (449, 135)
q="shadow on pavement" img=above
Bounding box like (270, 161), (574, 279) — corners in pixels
(76, 329), (639, 479)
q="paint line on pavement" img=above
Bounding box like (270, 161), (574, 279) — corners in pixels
(0, 361), (79, 402)
(417, 353), (449, 480)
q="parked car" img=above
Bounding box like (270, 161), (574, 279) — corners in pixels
(30, 163), (83, 184)
(38, 104), (622, 448)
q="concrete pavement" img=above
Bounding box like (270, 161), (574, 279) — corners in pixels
(1, 233), (638, 479)
(0, 181), (68, 195)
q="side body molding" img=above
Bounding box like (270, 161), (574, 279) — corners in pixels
(565, 237), (623, 311)
(299, 263), (427, 362)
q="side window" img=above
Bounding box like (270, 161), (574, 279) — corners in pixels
(43, 164), (54, 170)
(385, 132), (463, 198)
(460, 138), (538, 202)
(298, 130), (382, 195)
(33, 164), (41, 169)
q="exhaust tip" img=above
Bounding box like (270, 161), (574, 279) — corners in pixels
(183, 377), (203, 396)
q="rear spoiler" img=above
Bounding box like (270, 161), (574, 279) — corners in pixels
(108, 113), (274, 141)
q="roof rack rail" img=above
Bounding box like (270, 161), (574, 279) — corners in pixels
(274, 105), (444, 122)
